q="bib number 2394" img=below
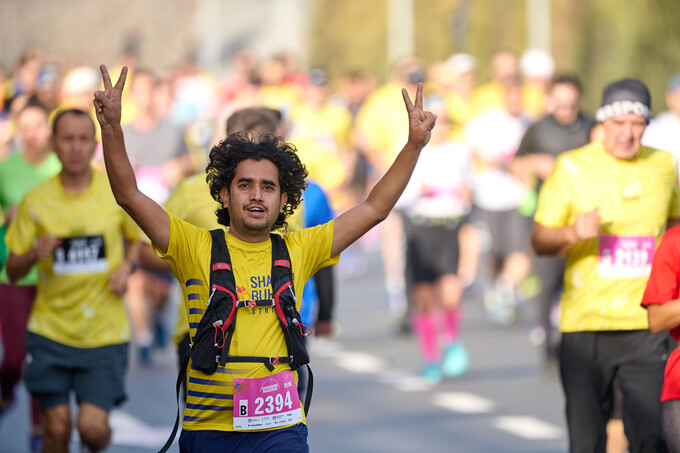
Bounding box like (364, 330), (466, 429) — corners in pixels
(233, 370), (302, 431)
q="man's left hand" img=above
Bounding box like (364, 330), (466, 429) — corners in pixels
(109, 263), (132, 297)
(402, 82), (437, 149)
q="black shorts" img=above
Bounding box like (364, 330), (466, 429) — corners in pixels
(25, 333), (129, 411)
(404, 216), (462, 283)
(469, 206), (532, 262)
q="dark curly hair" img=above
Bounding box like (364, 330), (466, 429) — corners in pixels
(206, 132), (308, 231)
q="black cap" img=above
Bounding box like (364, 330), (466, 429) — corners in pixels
(595, 78), (651, 123)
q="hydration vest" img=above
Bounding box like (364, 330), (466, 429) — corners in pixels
(191, 229), (312, 374)
(159, 229), (313, 453)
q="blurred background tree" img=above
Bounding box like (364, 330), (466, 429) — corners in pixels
(308, 0), (680, 114)
(3, 0), (680, 114)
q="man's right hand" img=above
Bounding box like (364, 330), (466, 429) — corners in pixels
(34, 236), (61, 261)
(93, 65), (127, 130)
(573, 207), (601, 241)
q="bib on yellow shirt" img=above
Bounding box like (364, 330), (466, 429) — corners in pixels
(6, 170), (141, 348)
(534, 141), (680, 332)
(155, 214), (338, 432)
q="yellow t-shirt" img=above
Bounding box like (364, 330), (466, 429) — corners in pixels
(164, 174), (222, 232)
(444, 92), (474, 141)
(164, 174), (307, 345)
(6, 170), (141, 347)
(535, 141), (680, 332)
(256, 84), (301, 115)
(471, 81), (506, 115)
(289, 102), (353, 194)
(355, 83), (409, 171)
(156, 214), (338, 431)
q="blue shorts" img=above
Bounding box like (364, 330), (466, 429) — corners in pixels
(25, 333), (129, 411)
(179, 424), (309, 453)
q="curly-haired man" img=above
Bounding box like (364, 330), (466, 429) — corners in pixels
(94, 65), (436, 452)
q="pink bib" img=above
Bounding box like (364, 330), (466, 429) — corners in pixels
(598, 234), (655, 278)
(233, 370), (302, 431)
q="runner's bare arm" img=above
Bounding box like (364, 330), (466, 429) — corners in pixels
(6, 235), (60, 282)
(531, 207), (600, 256)
(109, 239), (142, 297)
(331, 83), (436, 257)
(93, 65), (170, 253)
(647, 302), (680, 334)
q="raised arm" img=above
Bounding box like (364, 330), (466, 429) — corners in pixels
(93, 66), (170, 253)
(331, 83), (436, 257)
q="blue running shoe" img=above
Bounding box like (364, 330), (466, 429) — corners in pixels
(484, 280), (520, 326)
(442, 341), (469, 377)
(420, 363), (443, 385)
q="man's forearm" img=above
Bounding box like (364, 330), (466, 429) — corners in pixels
(647, 301), (680, 334)
(6, 250), (38, 283)
(100, 126), (140, 210)
(531, 223), (578, 256)
(365, 142), (422, 220)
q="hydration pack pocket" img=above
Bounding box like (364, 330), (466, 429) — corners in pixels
(276, 282), (311, 370)
(190, 285), (236, 375)
(285, 321), (310, 370)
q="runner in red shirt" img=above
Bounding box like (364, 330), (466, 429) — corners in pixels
(642, 224), (680, 451)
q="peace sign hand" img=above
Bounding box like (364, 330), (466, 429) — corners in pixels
(402, 82), (437, 149)
(93, 65), (128, 130)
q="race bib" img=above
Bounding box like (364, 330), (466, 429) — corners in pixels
(598, 234), (655, 278)
(53, 235), (108, 275)
(233, 370), (302, 431)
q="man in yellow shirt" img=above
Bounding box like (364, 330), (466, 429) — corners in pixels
(94, 64), (436, 452)
(532, 78), (680, 452)
(5, 109), (141, 453)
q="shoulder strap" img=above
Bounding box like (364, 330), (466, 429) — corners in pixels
(158, 353), (190, 453)
(210, 229), (236, 293)
(269, 233), (296, 325)
(210, 229), (239, 363)
(270, 233), (293, 289)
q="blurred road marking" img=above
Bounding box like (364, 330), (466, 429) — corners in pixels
(493, 416), (563, 440)
(335, 351), (386, 374)
(309, 338), (344, 358)
(110, 410), (175, 447)
(377, 370), (432, 392)
(433, 392), (495, 413)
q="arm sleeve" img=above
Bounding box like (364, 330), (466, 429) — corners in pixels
(313, 266), (334, 322)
